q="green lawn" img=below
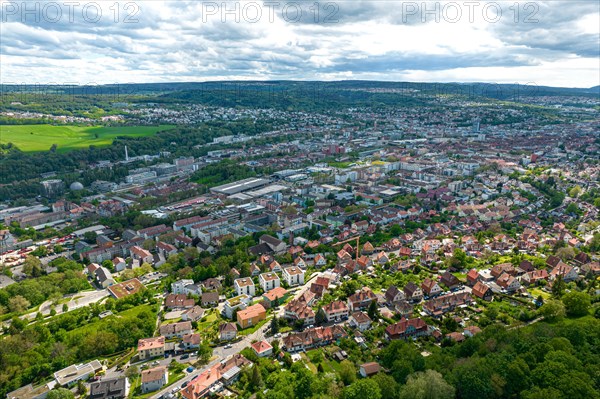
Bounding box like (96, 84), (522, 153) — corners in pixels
(65, 304), (156, 336)
(0, 124), (175, 152)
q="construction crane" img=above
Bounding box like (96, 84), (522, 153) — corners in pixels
(332, 235), (361, 260)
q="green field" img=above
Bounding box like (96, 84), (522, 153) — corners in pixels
(0, 124), (175, 152)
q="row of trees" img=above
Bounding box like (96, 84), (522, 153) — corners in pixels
(235, 314), (599, 399)
(0, 258), (90, 315)
(0, 291), (158, 398)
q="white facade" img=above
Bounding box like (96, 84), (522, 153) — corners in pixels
(283, 267), (305, 286)
(171, 279), (195, 295)
(234, 278), (256, 297)
(259, 273), (280, 292)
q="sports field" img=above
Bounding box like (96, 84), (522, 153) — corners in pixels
(0, 124), (175, 152)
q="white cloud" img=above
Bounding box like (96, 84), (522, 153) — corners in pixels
(0, 0), (598, 87)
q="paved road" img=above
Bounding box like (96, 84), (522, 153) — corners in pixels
(149, 271), (323, 399)
(22, 289), (109, 320)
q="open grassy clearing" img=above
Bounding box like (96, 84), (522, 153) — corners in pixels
(0, 124), (175, 152)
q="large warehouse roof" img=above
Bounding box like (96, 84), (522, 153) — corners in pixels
(210, 178), (270, 195)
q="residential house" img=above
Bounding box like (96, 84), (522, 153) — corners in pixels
(182, 306), (205, 322)
(283, 325), (347, 352)
(549, 263), (578, 282)
(181, 355), (250, 399)
(165, 294), (195, 309)
(359, 362), (381, 378)
(236, 303), (266, 329)
(201, 292), (219, 307)
(323, 300), (349, 322)
(284, 291), (316, 325)
(234, 277), (256, 297)
(349, 311), (372, 332)
(262, 287), (288, 308)
(89, 378), (130, 399)
(440, 271), (461, 290)
(337, 249), (352, 264)
(314, 253), (327, 267)
(356, 255), (372, 270)
(283, 266), (305, 286)
(574, 252), (591, 266)
(403, 282), (423, 303)
(53, 360), (103, 387)
(546, 255), (562, 268)
(250, 234), (287, 255)
(581, 261), (600, 276)
(251, 340), (273, 358)
(137, 337), (165, 360)
(362, 242), (375, 255)
(137, 224), (171, 239)
(157, 241), (177, 258)
(422, 293), (474, 318)
(269, 261), (283, 273)
(95, 267), (115, 288)
(466, 268), (479, 286)
(310, 276), (330, 298)
(446, 332), (466, 343)
(496, 273), (521, 292)
(385, 318), (431, 340)
(463, 325), (482, 337)
(491, 263), (516, 279)
(222, 295), (251, 319)
(259, 273), (280, 292)
(112, 257), (126, 272)
(172, 279), (202, 296)
(393, 301), (414, 318)
(182, 333), (201, 350)
(159, 321), (192, 339)
(521, 269), (549, 286)
(218, 323), (238, 342)
(130, 246), (153, 264)
(294, 257), (307, 269)
(141, 367), (168, 394)
(375, 251), (389, 264)
(421, 278), (443, 297)
(6, 384), (51, 399)
(348, 287), (377, 312)
(385, 285), (406, 305)
(201, 278), (222, 292)
(472, 281), (493, 301)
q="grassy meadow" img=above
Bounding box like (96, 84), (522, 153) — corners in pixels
(0, 124), (175, 152)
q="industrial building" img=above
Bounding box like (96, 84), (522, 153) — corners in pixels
(210, 178), (270, 196)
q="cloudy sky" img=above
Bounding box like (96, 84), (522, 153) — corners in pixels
(1, 0), (598, 87)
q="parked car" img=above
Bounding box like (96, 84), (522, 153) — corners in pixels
(181, 354), (190, 360)
(186, 366), (194, 373)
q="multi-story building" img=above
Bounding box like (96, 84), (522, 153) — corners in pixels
(141, 367), (168, 394)
(236, 304), (266, 329)
(282, 266), (305, 286)
(137, 337), (165, 360)
(234, 277), (256, 297)
(323, 300), (349, 322)
(259, 272), (280, 292)
(158, 322), (192, 339)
